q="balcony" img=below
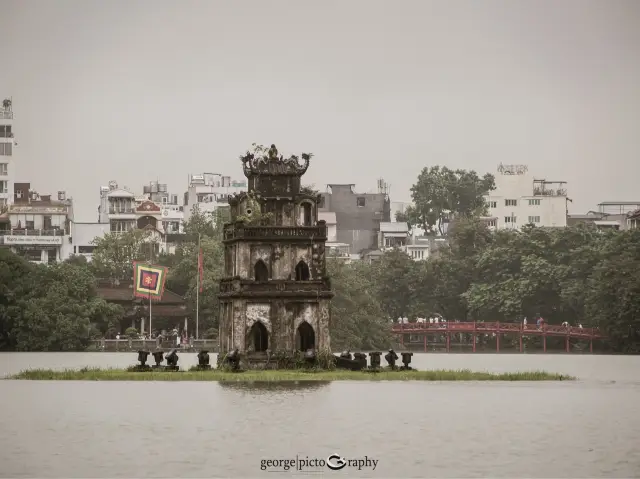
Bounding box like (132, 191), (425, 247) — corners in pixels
(108, 207), (135, 214)
(7, 228), (66, 236)
(219, 278), (333, 298)
(0, 111), (13, 120)
(223, 223), (327, 242)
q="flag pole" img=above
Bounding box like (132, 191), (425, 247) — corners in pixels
(196, 233), (201, 340)
(149, 241), (153, 337)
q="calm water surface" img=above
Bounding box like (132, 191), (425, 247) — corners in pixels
(1, 353), (639, 478)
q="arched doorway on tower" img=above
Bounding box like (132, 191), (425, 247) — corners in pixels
(296, 321), (315, 351)
(248, 321), (269, 352)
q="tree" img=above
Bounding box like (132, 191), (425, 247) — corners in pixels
(584, 230), (640, 352)
(2, 254), (123, 351)
(327, 259), (393, 350)
(405, 166), (495, 235)
(91, 229), (160, 280)
(0, 248), (34, 349)
(372, 249), (421, 320)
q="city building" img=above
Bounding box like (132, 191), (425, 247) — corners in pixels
(183, 173), (247, 222)
(375, 222), (432, 261)
(484, 164), (568, 229)
(319, 211), (353, 262)
(318, 180), (391, 254)
(68, 222), (110, 260)
(0, 98), (16, 209)
(96, 180), (185, 253)
(567, 202), (640, 231)
(0, 183), (73, 264)
(218, 146), (332, 365)
(627, 209), (640, 230)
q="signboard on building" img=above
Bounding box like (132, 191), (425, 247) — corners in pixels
(4, 235), (63, 245)
(9, 206), (67, 213)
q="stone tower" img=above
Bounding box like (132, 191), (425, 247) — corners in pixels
(218, 145), (333, 362)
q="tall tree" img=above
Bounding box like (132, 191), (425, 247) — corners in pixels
(327, 259), (393, 350)
(91, 229), (160, 280)
(405, 166), (495, 234)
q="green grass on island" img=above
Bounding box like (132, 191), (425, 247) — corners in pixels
(8, 368), (575, 382)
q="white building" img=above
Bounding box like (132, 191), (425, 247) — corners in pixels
(68, 222), (110, 260)
(96, 180), (186, 254)
(1, 185), (73, 264)
(0, 98), (16, 210)
(484, 164), (568, 229)
(183, 173), (246, 222)
(378, 221), (430, 261)
(319, 211), (353, 262)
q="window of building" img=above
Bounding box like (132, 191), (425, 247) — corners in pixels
(357, 197), (366, 207)
(528, 216), (541, 224)
(0, 198), (6, 208)
(78, 246), (96, 254)
(0, 180), (7, 193)
(0, 142), (12, 156)
(25, 220), (34, 229)
(47, 252), (57, 265)
(504, 216), (517, 224)
(528, 199), (541, 206)
(23, 249), (42, 262)
(488, 201), (497, 208)
(505, 199), (517, 207)
(487, 219), (497, 227)
(0, 125), (11, 138)
(110, 220), (133, 233)
(318, 195), (325, 208)
(0, 163), (7, 176)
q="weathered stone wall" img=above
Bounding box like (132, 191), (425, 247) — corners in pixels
(233, 242), (324, 281)
(221, 298), (330, 354)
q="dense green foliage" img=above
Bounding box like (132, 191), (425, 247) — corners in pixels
(0, 249), (123, 351)
(376, 219), (640, 353)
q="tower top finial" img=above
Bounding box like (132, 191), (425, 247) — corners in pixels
(239, 143), (313, 178)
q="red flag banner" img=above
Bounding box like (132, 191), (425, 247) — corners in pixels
(198, 248), (204, 293)
(133, 262), (168, 300)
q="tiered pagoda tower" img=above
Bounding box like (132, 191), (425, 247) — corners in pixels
(218, 145), (333, 362)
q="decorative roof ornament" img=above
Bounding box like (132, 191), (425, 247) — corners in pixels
(240, 143), (312, 177)
(497, 163), (528, 175)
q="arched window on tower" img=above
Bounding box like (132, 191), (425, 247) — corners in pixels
(295, 260), (310, 281)
(254, 259), (269, 281)
(248, 321), (269, 352)
(296, 321), (316, 351)
(299, 202), (312, 226)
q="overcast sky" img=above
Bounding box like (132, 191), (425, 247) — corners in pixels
(1, 0), (639, 221)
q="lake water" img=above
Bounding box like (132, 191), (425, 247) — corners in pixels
(1, 352), (639, 478)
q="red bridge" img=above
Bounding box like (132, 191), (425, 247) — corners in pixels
(391, 322), (605, 353)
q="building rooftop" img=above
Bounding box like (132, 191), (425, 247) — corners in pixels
(380, 222), (408, 233)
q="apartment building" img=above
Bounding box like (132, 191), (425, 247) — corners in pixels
(183, 173), (247, 222)
(318, 180), (391, 254)
(0, 184), (73, 264)
(484, 164), (568, 229)
(0, 98), (16, 209)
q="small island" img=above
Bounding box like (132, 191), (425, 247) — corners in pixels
(9, 368), (573, 382)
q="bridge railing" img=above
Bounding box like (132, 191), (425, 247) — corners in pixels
(391, 321), (603, 337)
(89, 339), (218, 352)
